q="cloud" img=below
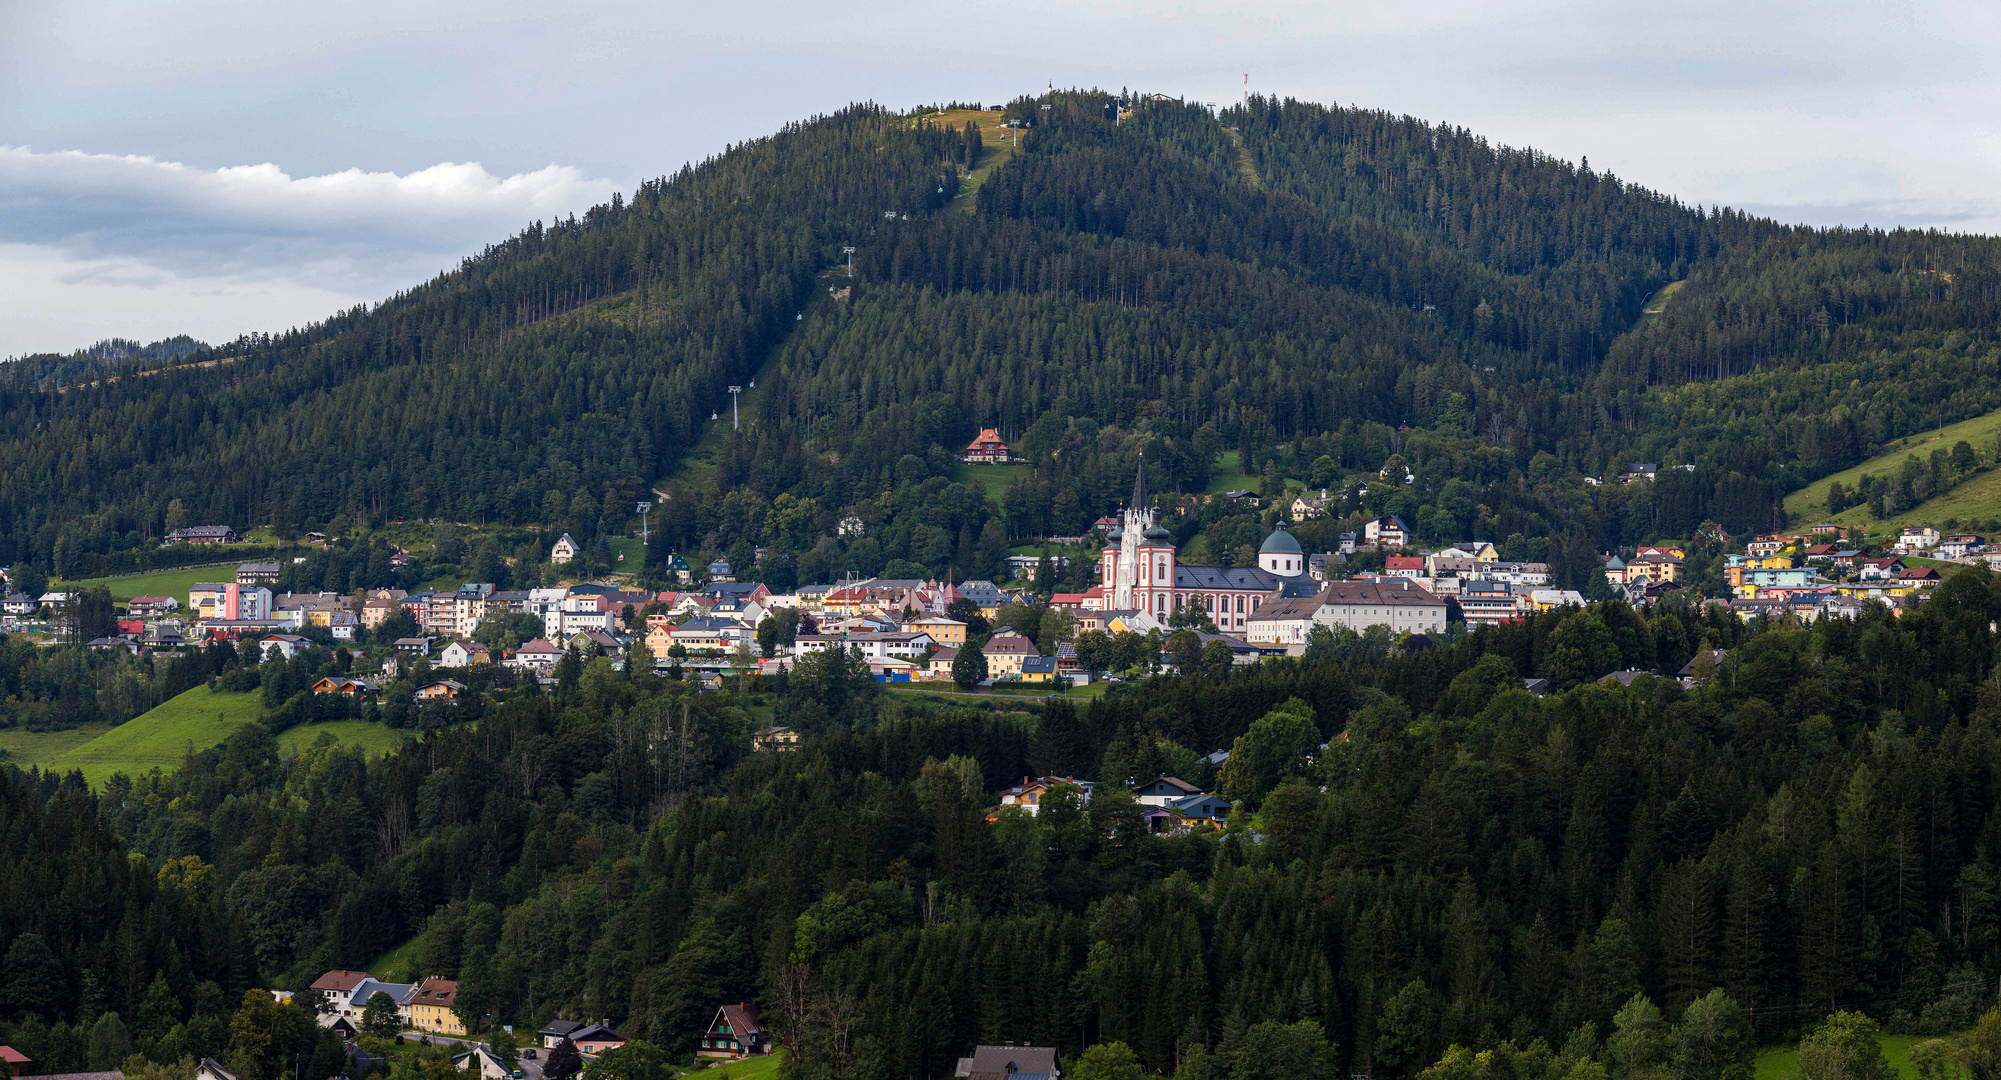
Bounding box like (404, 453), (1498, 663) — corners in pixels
(0, 146), (616, 295)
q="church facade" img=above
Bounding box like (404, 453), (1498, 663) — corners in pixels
(1101, 463), (1319, 633)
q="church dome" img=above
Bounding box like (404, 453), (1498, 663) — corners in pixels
(1143, 524), (1172, 542)
(1260, 524), (1304, 555)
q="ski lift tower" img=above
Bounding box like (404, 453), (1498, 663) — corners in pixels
(843, 246), (856, 276)
(728, 385), (742, 430)
(637, 501), (652, 544)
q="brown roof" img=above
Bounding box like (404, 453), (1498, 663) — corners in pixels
(983, 635), (1038, 656)
(311, 970), (373, 993)
(1316, 580), (1445, 607)
(716, 1003), (762, 1038)
(410, 976), (457, 1005)
(1247, 596), (1325, 623)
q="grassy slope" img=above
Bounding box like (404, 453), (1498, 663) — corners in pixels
(948, 461), (1032, 503)
(46, 686), (267, 786)
(367, 936), (424, 984)
(277, 721), (411, 758)
(1755, 1034), (1923, 1080)
(915, 108), (1021, 213)
(54, 563), (244, 605)
(0, 723), (117, 769)
(700, 1050), (786, 1080)
(1783, 406), (2001, 531)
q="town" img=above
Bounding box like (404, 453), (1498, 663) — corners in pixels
(0, 460), (1977, 708)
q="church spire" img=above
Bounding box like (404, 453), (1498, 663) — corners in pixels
(1130, 454), (1148, 512)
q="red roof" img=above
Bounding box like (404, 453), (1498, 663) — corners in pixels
(1, 1047), (31, 1064)
(965, 428), (1007, 450)
(1386, 556), (1425, 570)
(310, 970), (373, 993)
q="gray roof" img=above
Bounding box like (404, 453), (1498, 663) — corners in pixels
(348, 978), (414, 1007)
(958, 1047), (1060, 1078)
(1172, 565), (1282, 590)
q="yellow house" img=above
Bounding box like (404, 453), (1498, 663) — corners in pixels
(1020, 656), (1058, 683)
(906, 617), (967, 645)
(982, 635), (1039, 678)
(404, 977), (463, 1034)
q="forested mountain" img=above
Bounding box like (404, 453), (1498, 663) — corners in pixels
(4, 92), (2001, 583)
(10, 583), (2001, 1080)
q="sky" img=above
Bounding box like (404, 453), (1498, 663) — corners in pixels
(4, 0), (1999, 358)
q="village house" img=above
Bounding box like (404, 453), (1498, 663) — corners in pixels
(394, 637), (432, 657)
(414, 680), (465, 704)
(309, 970), (373, 1025)
(568, 1025), (627, 1055)
(699, 1004), (768, 1058)
(404, 977), (463, 1034)
(310, 676), (378, 697)
(438, 640), (489, 668)
(954, 1045), (1060, 1080)
(981, 634), (1039, 677)
(904, 615), (966, 644)
(165, 525), (239, 544)
(507, 637), (566, 671)
(754, 726), (801, 752)
(924, 647), (959, 680)
(996, 776), (1094, 816)
(550, 533), (579, 564)
(127, 595), (178, 616)
(1361, 514), (1412, 548)
(452, 1048), (512, 1080)
(960, 428), (1012, 463)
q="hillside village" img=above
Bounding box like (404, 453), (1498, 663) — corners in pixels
(0, 454), (1981, 711)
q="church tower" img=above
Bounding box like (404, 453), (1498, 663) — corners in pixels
(1103, 459), (1176, 612)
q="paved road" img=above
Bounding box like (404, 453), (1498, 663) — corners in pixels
(402, 1033), (545, 1080)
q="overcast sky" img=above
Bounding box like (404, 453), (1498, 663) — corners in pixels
(5, 0), (1999, 358)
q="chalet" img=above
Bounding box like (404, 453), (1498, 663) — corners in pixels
(997, 776), (1093, 816)
(87, 637), (140, 654)
(1619, 463), (1659, 483)
(754, 726), (801, 752)
(413, 680), (466, 704)
(127, 595), (178, 616)
(550, 533), (579, 564)
(954, 1045), (1060, 1080)
(394, 637), (432, 657)
(2, 594), (37, 616)
(961, 429), (1012, 463)
(404, 977), (463, 1034)
(699, 1003), (768, 1058)
(438, 640), (489, 668)
(1858, 558), (1906, 581)
(310, 676), (378, 697)
(166, 526), (239, 544)
(569, 1024), (626, 1055)
(1803, 544), (1838, 561)
(236, 562), (281, 585)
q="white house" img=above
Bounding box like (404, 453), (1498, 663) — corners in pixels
(507, 638), (566, 671)
(550, 533), (579, 564)
(438, 640), (489, 668)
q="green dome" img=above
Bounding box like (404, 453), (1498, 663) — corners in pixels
(1260, 524), (1303, 555)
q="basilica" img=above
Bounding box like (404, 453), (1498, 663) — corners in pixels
(1097, 462), (1322, 633)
